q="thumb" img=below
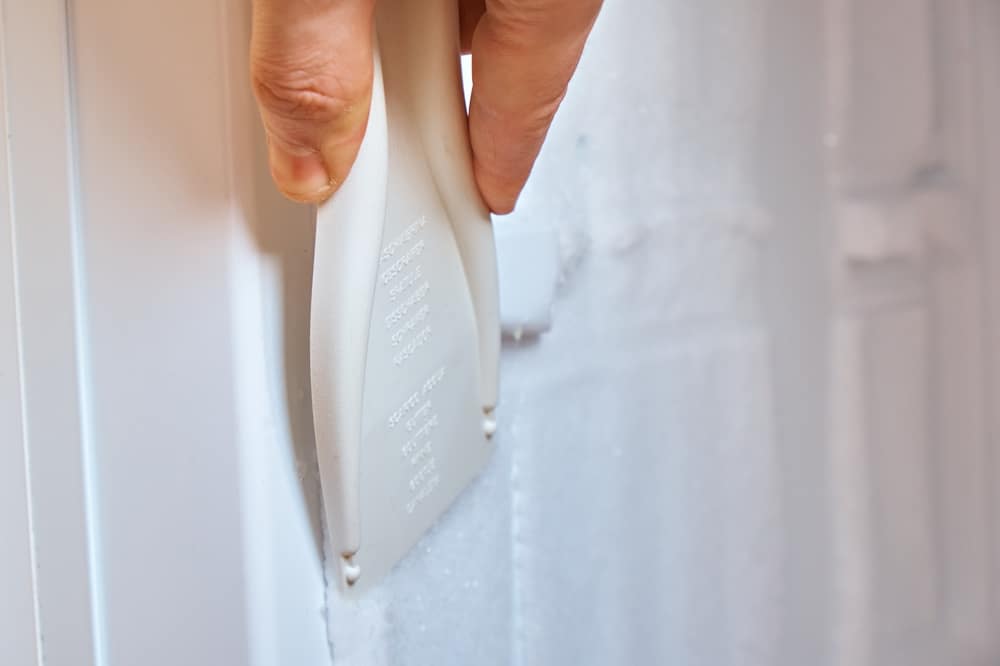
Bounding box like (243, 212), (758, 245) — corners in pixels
(250, 0), (375, 203)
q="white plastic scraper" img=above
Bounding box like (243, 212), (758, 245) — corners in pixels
(309, 0), (500, 596)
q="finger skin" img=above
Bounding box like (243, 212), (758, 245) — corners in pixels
(468, 0), (602, 214)
(250, 0), (375, 203)
(459, 0), (486, 53)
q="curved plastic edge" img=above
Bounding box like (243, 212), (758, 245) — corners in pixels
(384, 0), (501, 414)
(309, 46), (388, 561)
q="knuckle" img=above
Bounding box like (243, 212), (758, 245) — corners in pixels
(250, 55), (368, 125)
(488, 0), (602, 37)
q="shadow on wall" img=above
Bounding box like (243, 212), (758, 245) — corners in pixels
(244, 124), (325, 557)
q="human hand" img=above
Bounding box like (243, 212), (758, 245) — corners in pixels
(250, 0), (601, 213)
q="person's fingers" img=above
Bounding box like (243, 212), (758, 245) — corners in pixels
(250, 0), (375, 203)
(467, 0), (601, 213)
(459, 0), (486, 54)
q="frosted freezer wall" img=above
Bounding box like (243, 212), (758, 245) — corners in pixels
(328, 0), (1000, 663)
(334, 0), (1000, 662)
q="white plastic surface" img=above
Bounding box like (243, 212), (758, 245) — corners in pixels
(311, 0), (499, 595)
(0, 35), (39, 662)
(495, 221), (559, 338)
(1, 2), (102, 664)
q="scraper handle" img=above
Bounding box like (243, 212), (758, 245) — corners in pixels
(378, 0), (501, 416)
(311, 0), (500, 587)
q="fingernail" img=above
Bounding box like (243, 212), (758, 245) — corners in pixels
(267, 139), (333, 202)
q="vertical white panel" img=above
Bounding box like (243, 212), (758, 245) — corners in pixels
(931, 264), (994, 648)
(68, 0), (250, 663)
(867, 308), (938, 641)
(1, 1), (100, 664)
(0, 237), (40, 666)
(974, 0), (1000, 648)
(66, 0), (335, 662)
(0, 12), (40, 661)
(828, 317), (874, 666)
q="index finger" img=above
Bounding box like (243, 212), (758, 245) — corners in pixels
(466, 0), (602, 213)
